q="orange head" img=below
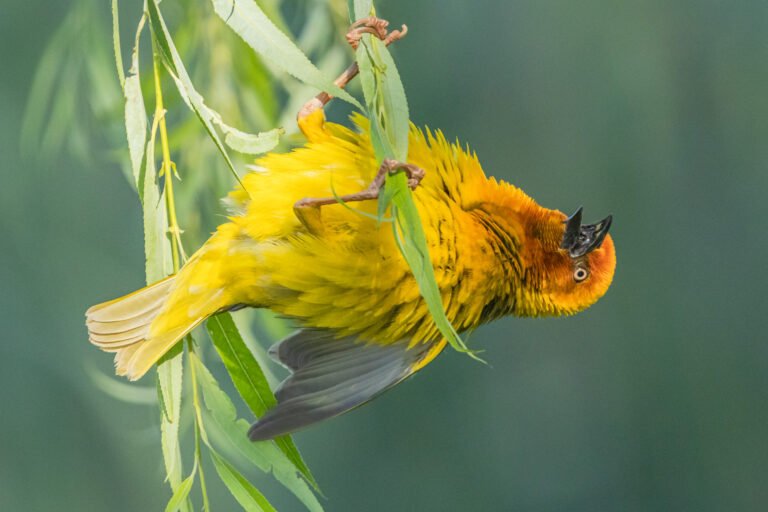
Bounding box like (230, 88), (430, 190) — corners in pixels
(516, 206), (616, 317)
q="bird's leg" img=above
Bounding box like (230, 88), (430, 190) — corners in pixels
(293, 159), (425, 232)
(294, 18), (415, 235)
(297, 17), (408, 121)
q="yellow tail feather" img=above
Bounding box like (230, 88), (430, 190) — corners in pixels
(86, 275), (209, 381)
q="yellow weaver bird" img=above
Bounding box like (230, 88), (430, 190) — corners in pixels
(86, 18), (616, 440)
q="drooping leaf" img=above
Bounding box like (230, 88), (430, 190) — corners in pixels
(192, 354), (323, 512)
(354, 26), (478, 358)
(141, 12), (187, 504)
(391, 186), (480, 359)
(224, 126), (284, 155)
(352, 0), (373, 21)
(88, 367), (156, 404)
(207, 313), (274, 414)
(142, 104), (170, 281)
(20, 3), (80, 159)
(207, 313), (319, 490)
(210, 449), (278, 512)
(163, 470), (196, 512)
(356, 39), (409, 161)
(124, 14), (147, 193)
(111, 0), (125, 89)
(146, 0), (281, 188)
(210, 0), (362, 111)
(158, 344), (188, 510)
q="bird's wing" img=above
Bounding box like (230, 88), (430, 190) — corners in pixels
(247, 329), (444, 441)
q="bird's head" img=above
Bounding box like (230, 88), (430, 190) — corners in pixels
(517, 206), (616, 317)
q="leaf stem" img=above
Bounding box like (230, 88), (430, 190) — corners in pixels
(151, 47), (182, 272)
(188, 340), (211, 512)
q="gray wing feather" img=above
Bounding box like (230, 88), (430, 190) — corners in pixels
(248, 329), (434, 441)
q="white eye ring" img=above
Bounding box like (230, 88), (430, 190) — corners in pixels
(574, 267), (589, 282)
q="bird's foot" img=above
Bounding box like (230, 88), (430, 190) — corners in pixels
(346, 16), (408, 50)
(380, 159), (425, 191)
(297, 17), (408, 121)
(293, 159), (426, 231)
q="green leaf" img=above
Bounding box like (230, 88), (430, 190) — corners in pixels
(135, 8), (191, 508)
(143, 105), (170, 281)
(158, 344), (189, 510)
(146, 0), (281, 190)
(164, 471), (196, 512)
(206, 313), (320, 491)
(125, 14), (148, 193)
(356, 37), (409, 161)
(111, 0), (125, 89)
(210, 449), (277, 512)
(224, 126), (284, 155)
(210, 0), (362, 110)
(352, 1), (374, 21)
(207, 314), (275, 415)
(390, 183), (480, 359)
(88, 367), (156, 404)
(20, 3), (77, 159)
(354, 27), (478, 358)
(192, 354), (324, 512)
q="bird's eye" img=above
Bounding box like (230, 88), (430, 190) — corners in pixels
(573, 267), (589, 282)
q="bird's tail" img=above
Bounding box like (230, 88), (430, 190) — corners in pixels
(86, 274), (213, 380)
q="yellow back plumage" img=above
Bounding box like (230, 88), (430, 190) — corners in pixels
(211, 111), (496, 343)
(88, 109), (615, 381)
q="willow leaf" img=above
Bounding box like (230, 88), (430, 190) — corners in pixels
(224, 126), (283, 155)
(352, 1), (374, 22)
(125, 14), (147, 193)
(210, 449), (277, 512)
(111, 0), (125, 89)
(158, 346), (187, 511)
(142, 108), (169, 281)
(142, 11), (187, 504)
(146, 0), (279, 188)
(210, 0), (362, 110)
(192, 354), (323, 512)
(354, 28), (477, 357)
(163, 471), (195, 512)
(204, 316), (320, 491)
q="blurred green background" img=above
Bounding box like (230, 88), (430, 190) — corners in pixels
(2, 0), (768, 510)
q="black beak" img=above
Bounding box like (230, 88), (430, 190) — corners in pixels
(561, 207), (612, 258)
(561, 206), (583, 251)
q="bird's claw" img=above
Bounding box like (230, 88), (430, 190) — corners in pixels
(346, 16), (408, 50)
(383, 159), (425, 190)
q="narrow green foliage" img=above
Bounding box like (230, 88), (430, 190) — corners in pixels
(111, 0), (125, 89)
(21, 0), (120, 162)
(158, 344), (189, 511)
(125, 15), (148, 195)
(224, 126), (285, 155)
(207, 313), (318, 489)
(210, 450), (278, 512)
(210, 0), (363, 110)
(208, 314), (276, 415)
(390, 189), (481, 359)
(146, 0), (280, 189)
(352, 0), (373, 22)
(164, 470), (196, 512)
(357, 42), (409, 161)
(88, 367), (155, 404)
(142, 102), (170, 281)
(192, 354), (324, 512)
(352, 11), (477, 357)
(141, 6), (189, 508)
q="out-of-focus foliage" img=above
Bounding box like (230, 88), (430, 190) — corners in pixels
(22, 0), (352, 247)
(4, 0), (768, 510)
(17, 0), (355, 509)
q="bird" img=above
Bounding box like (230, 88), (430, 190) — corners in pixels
(86, 17), (616, 441)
